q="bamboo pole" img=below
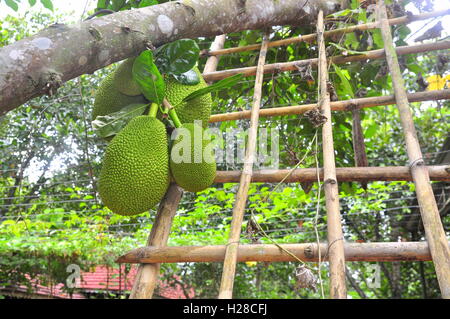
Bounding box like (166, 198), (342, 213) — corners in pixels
(129, 34), (226, 299)
(317, 10), (346, 299)
(117, 241), (450, 264)
(209, 89), (450, 123)
(203, 9), (450, 56)
(129, 184), (183, 299)
(202, 40), (450, 82)
(378, 1), (450, 299)
(218, 33), (270, 299)
(213, 165), (450, 183)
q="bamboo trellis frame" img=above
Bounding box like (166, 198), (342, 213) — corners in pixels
(202, 40), (450, 82)
(125, 7), (450, 299)
(202, 9), (450, 57)
(209, 89), (450, 123)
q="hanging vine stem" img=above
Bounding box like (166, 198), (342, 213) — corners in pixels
(246, 130), (321, 292)
(262, 131), (318, 203)
(249, 209), (306, 266)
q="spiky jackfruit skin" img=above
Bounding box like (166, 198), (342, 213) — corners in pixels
(92, 72), (146, 120)
(98, 116), (169, 215)
(164, 67), (212, 127)
(170, 123), (216, 192)
(113, 58), (142, 96)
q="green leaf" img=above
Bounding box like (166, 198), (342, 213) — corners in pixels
(365, 123), (378, 138)
(40, 0), (53, 11)
(326, 8), (360, 18)
(138, 0), (158, 7)
(5, 0), (19, 11)
(111, 0), (126, 11)
(333, 64), (354, 98)
(329, 43), (367, 56)
(91, 103), (148, 138)
(171, 68), (200, 85)
(132, 50), (165, 104)
(182, 74), (244, 102)
(406, 63), (424, 74)
(154, 39), (200, 75)
(28, 0), (37, 6)
(344, 32), (359, 50)
(96, 0), (109, 9)
(371, 29), (384, 48)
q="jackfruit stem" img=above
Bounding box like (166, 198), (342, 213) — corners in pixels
(148, 102), (159, 118)
(163, 98), (183, 128)
(168, 108), (183, 128)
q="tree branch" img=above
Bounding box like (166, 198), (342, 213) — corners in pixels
(0, 0), (346, 115)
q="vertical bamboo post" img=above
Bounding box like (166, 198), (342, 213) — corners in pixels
(129, 35), (227, 299)
(317, 10), (347, 299)
(129, 184), (183, 299)
(377, 0), (450, 299)
(218, 33), (270, 299)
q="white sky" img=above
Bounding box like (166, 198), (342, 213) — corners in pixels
(0, 0), (96, 21)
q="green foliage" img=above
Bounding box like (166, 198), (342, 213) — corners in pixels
(95, 0), (167, 12)
(1, 0), (52, 11)
(92, 103), (148, 139)
(132, 50), (165, 104)
(154, 39), (200, 75)
(183, 74), (244, 102)
(171, 69), (200, 85)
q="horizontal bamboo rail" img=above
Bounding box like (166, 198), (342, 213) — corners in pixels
(209, 89), (450, 123)
(202, 9), (450, 56)
(202, 40), (450, 82)
(117, 241), (450, 264)
(213, 165), (450, 183)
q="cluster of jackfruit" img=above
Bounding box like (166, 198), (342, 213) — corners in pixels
(94, 58), (216, 216)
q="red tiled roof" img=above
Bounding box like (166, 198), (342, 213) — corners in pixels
(77, 265), (194, 298)
(3, 282), (86, 299)
(77, 265), (136, 291)
(5, 265), (194, 299)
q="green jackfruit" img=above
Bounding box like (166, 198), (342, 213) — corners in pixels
(170, 123), (216, 192)
(164, 67), (212, 127)
(92, 72), (146, 120)
(98, 116), (169, 215)
(113, 58), (142, 96)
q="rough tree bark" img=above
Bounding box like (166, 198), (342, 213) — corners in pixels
(0, 0), (347, 115)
